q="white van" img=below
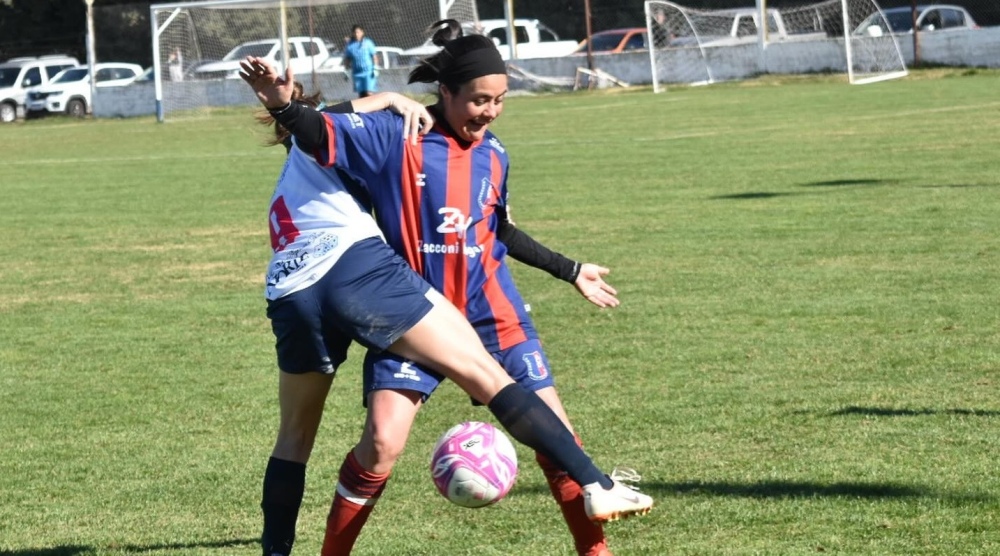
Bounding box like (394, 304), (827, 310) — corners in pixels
(0, 55), (79, 122)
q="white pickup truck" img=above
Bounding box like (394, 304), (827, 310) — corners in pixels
(669, 8), (828, 48)
(402, 19), (578, 61)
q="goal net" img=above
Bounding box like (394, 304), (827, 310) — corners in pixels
(645, 0), (907, 92)
(150, 0), (479, 120)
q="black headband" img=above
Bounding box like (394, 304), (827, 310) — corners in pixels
(438, 41), (507, 85)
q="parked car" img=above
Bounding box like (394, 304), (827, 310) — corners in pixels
(855, 5), (978, 36)
(574, 28), (648, 55)
(0, 54), (79, 122)
(25, 62), (143, 118)
(402, 19), (578, 61)
(191, 36), (332, 79)
(317, 45), (405, 73)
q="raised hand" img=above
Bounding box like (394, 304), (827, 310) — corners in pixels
(239, 56), (295, 110)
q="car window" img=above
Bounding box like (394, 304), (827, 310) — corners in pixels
(885, 11), (914, 33)
(225, 43), (274, 61)
(538, 27), (558, 42)
(44, 64), (72, 79)
(735, 16), (757, 38)
(765, 14), (780, 33)
(514, 26), (530, 44)
(939, 8), (964, 28)
(300, 40), (321, 57)
(95, 68), (115, 82)
(21, 67), (41, 87)
(54, 68), (87, 83)
(591, 32), (626, 51)
(0, 67), (20, 88)
(921, 9), (943, 30)
(624, 33), (646, 50)
(489, 28), (507, 44)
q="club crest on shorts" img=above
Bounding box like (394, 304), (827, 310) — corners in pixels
(522, 351), (549, 381)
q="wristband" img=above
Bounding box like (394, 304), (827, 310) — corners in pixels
(267, 102), (293, 116)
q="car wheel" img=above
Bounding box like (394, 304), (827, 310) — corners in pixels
(0, 102), (16, 123)
(66, 99), (87, 118)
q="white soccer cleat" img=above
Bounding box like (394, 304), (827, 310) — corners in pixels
(583, 467), (653, 523)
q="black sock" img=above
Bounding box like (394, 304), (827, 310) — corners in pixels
(261, 457), (306, 556)
(487, 384), (612, 489)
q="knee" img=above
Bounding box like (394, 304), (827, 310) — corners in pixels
(273, 426), (317, 463)
(369, 423), (407, 466)
(354, 423), (408, 473)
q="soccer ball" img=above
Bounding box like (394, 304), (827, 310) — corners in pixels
(430, 421), (518, 508)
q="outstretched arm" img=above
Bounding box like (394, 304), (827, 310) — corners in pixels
(496, 208), (619, 309)
(239, 56), (432, 148)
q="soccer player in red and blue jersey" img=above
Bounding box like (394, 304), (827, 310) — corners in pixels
(246, 22), (653, 556)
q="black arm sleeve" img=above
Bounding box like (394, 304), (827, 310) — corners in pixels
(496, 205), (580, 284)
(269, 99), (354, 153)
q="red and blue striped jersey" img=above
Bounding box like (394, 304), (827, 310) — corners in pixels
(313, 110), (537, 351)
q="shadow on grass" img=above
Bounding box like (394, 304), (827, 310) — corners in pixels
(666, 480), (925, 498)
(0, 548), (90, 556)
(0, 538), (258, 556)
(710, 179), (894, 200)
(709, 192), (797, 200)
(801, 179), (885, 187)
(830, 406), (1000, 417)
(516, 478), (991, 504)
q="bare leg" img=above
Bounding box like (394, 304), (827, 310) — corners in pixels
(272, 371), (334, 462)
(387, 298), (513, 403)
(262, 371), (334, 556)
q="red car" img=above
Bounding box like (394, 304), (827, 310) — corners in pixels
(574, 28), (649, 54)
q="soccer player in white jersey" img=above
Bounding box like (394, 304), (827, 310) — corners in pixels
(246, 84), (653, 555)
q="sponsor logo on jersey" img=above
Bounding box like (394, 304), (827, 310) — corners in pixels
(416, 173), (427, 187)
(347, 113), (364, 128)
(265, 232), (339, 292)
(437, 207), (473, 239)
(489, 137), (506, 154)
(417, 240), (484, 258)
(522, 351), (549, 381)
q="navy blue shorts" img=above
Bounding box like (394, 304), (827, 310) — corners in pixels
(361, 338), (555, 406)
(266, 237), (434, 375)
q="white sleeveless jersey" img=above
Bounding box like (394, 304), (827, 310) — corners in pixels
(264, 144), (383, 300)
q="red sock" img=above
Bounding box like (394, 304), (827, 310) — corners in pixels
(321, 451), (389, 556)
(536, 437), (610, 556)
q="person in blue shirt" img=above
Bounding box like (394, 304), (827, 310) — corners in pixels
(342, 24), (378, 98)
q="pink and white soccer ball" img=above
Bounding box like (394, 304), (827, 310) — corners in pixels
(430, 421), (518, 508)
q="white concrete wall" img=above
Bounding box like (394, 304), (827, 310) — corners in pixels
(94, 27), (1000, 119)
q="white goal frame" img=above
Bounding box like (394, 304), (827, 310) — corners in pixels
(149, 0), (476, 121)
(645, 0), (908, 92)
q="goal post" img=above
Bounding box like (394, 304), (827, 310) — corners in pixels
(645, 0), (907, 92)
(149, 0), (479, 121)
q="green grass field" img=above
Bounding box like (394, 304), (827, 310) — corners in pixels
(1, 68), (999, 555)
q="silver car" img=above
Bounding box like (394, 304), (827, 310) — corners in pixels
(856, 5), (979, 35)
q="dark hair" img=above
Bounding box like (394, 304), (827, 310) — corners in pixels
(408, 19), (504, 93)
(256, 81), (322, 147)
(351, 24), (364, 36)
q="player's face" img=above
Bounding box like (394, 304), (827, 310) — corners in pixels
(440, 73), (507, 143)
